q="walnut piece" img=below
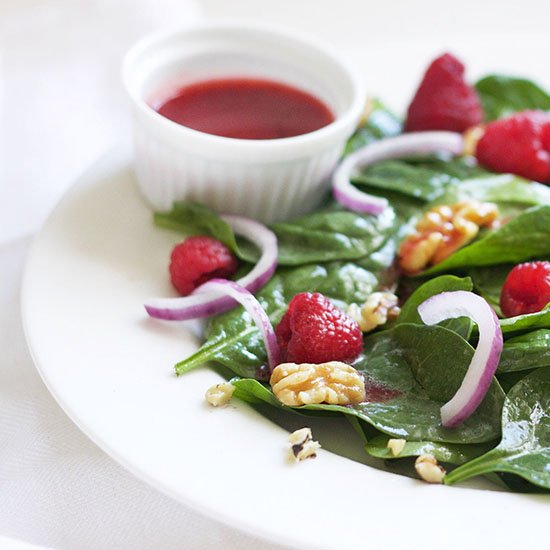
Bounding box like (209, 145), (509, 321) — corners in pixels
(288, 427), (321, 462)
(399, 232), (444, 274)
(399, 200), (499, 274)
(270, 361), (366, 406)
(463, 125), (485, 157)
(414, 454), (446, 483)
(387, 438), (407, 457)
(205, 382), (235, 407)
(348, 291), (401, 332)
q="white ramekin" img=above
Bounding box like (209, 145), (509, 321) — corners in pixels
(122, 20), (365, 223)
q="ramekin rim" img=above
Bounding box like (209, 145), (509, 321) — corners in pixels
(122, 19), (365, 156)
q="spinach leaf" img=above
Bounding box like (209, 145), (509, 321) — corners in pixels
(175, 262), (379, 377)
(155, 200), (400, 267)
(499, 305), (550, 336)
(445, 367), (550, 489)
(496, 472), (550, 493)
(379, 189), (426, 224)
(231, 377), (283, 407)
(263, 205), (398, 265)
(355, 237), (399, 287)
(335, 185), (425, 274)
(232, 324), (504, 444)
(353, 156), (488, 202)
(496, 370), (534, 394)
(365, 433), (495, 465)
(252, 188), (422, 270)
(397, 275), (473, 338)
(423, 206), (550, 274)
(468, 264), (512, 316)
(355, 324), (503, 443)
(430, 175), (550, 213)
(154, 202), (240, 254)
(344, 99), (402, 155)
(403, 155), (488, 179)
(475, 75), (550, 121)
(499, 330), (550, 373)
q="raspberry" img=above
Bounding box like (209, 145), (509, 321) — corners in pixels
(476, 111), (550, 183)
(541, 119), (550, 153)
(275, 292), (363, 364)
(169, 236), (238, 295)
(500, 261), (550, 317)
(405, 53), (483, 133)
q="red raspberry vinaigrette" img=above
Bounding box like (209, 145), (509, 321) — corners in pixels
(151, 77), (335, 140)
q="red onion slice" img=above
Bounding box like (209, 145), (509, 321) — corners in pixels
(197, 279), (280, 369)
(145, 215), (277, 321)
(333, 131), (465, 214)
(417, 291), (503, 428)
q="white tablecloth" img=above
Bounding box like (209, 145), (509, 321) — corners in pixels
(1, 1), (283, 548)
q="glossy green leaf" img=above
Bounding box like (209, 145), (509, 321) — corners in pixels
(352, 324), (503, 443)
(445, 367), (550, 489)
(344, 99), (402, 155)
(468, 264), (511, 316)
(475, 75), (550, 121)
(498, 330), (550, 373)
(430, 174), (550, 213)
(499, 305), (550, 336)
(231, 377), (282, 407)
(355, 237), (400, 288)
(154, 201), (240, 253)
(353, 156), (488, 202)
(264, 205), (398, 265)
(365, 433), (495, 465)
(496, 370), (534, 394)
(155, 199), (399, 267)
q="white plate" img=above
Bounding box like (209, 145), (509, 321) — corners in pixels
(23, 40), (550, 548)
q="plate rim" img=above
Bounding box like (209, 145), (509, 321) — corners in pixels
(21, 150), (550, 550)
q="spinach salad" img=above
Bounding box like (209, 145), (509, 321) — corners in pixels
(147, 69), (550, 493)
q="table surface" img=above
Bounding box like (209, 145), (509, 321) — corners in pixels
(2, 0), (550, 548)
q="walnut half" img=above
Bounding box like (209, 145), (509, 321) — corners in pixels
(347, 291), (401, 332)
(399, 200), (499, 274)
(270, 361), (366, 406)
